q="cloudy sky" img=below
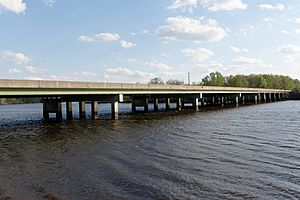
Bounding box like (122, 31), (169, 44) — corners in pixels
(1, 0), (300, 83)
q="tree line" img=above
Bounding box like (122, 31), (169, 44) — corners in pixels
(149, 72), (300, 92)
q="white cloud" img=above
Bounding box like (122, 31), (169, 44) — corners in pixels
(131, 29), (150, 36)
(167, 0), (198, 12)
(229, 57), (271, 68)
(258, 3), (285, 11)
(148, 62), (171, 71)
(263, 17), (275, 27)
(0, 0), (26, 14)
(156, 16), (226, 42)
(79, 33), (136, 49)
(281, 55), (297, 65)
(105, 67), (154, 82)
(278, 44), (300, 54)
(167, 0), (247, 12)
(42, 0), (56, 7)
(24, 66), (44, 74)
(0, 50), (31, 65)
(239, 25), (256, 35)
(230, 46), (249, 53)
(193, 62), (225, 74)
(78, 33), (120, 42)
(281, 29), (300, 34)
(120, 40), (136, 49)
(7, 66), (44, 74)
(295, 18), (300, 24)
(201, 0), (247, 11)
(8, 67), (22, 74)
(182, 48), (214, 62)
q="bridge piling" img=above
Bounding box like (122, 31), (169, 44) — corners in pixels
(66, 102), (73, 120)
(166, 97), (171, 110)
(235, 96), (239, 107)
(176, 97), (182, 110)
(154, 97), (159, 111)
(144, 97), (149, 112)
(111, 100), (119, 119)
(193, 97), (199, 110)
(79, 101), (86, 119)
(254, 95), (258, 104)
(91, 101), (99, 119)
(43, 100), (62, 121)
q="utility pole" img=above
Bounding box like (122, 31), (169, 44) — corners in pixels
(188, 72), (191, 86)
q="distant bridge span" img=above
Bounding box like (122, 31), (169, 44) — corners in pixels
(0, 79), (291, 120)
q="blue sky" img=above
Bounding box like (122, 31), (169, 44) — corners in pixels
(1, 0), (300, 83)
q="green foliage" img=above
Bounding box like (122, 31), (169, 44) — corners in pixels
(227, 75), (249, 87)
(202, 71), (225, 86)
(148, 77), (165, 85)
(166, 79), (184, 85)
(202, 72), (300, 90)
(149, 72), (300, 90)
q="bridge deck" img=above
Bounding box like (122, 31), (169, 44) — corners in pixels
(0, 79), (290, 97)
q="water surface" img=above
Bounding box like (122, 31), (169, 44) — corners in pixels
(0, 101), (299, 199)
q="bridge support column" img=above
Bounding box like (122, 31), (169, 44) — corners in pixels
(221, 96), (224, 107)
(277, 93), (281, 101)
(176, 97), (182, 110)
(43, 100), (62, 121)
(166, 97), (171, 110)
(193, 97), (199, 110)
(235, 96), (239, 107)
(254, 95), (258, 104)
(212, 96), (215, 106)
(91, 101), (99, 119)
(154, 97), (159, 112)
(201, 97), (205, 107)
(273, 93), (277, 102)
(79, 101), (86, 119)
(66, 101), (73, 120)
(111, 100), (119, 120)
(242, 95), (245, 105)
(144, 97), (149, 112)
(132, 97), (136, 112)
(263, 93), (267, 103)
(269, 93), (272, 103)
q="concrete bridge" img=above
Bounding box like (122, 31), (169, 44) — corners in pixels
(0, 79), (290, 121)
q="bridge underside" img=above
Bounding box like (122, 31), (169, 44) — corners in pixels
(0, 92), (287, 121)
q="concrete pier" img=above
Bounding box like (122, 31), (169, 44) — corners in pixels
(43, 100), (62, 121)
(166, 97), (171, 110)
(66, 101), (73, 120)
(176, 97), (182, 110)
(193, 97), (199, 110)
(235, 96), (239, 107)
(91, 101), (98, 119)
(154, 97), (159, 111)
(144, 97), (149, 112)
(79, 101), (86, 119)
(111, 100), (119, 120)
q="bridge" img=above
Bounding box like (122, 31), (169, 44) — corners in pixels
(0, 79), (290, 121)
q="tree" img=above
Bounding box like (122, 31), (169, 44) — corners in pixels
(226, 75), (249, 87)
(166, 79), (184, 85)
(148, 77), (165, 84)
(202, 71), (225, 86)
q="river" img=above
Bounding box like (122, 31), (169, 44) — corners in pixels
(0, 101), (299, 199)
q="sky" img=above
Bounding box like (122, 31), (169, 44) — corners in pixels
(1, 0), (300, 83)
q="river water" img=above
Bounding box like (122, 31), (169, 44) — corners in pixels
(0, 101), (299, 200)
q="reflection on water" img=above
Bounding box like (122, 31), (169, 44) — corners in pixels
(0, 102), (300, 199)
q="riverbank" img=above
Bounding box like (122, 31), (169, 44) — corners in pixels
(288, 92), (300, 100)
(0, 98), (41, 105)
